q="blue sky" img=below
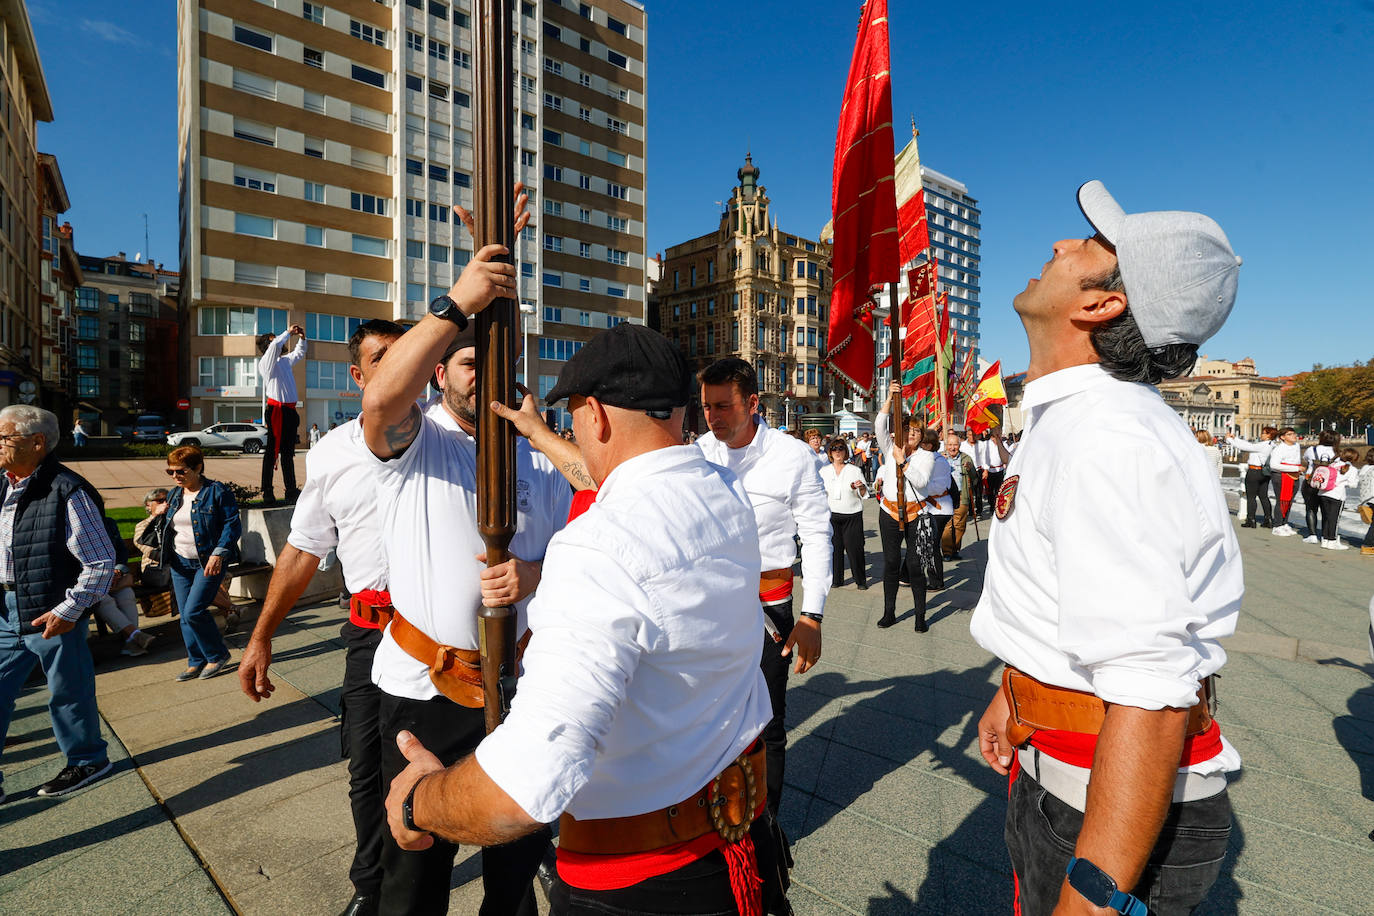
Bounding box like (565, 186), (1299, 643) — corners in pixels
(31, 0), (1374, 377)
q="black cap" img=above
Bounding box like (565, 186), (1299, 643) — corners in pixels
(545, 323), (691, 411)
(439, 320), (479, 365)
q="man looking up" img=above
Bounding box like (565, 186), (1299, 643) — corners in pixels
(695, 358), (830, 837)
(257, 323), (307, 505)
(239, 318), (405, 916)
(973, 181), (1244, 916)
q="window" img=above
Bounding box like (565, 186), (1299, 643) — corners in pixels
(351, 278), (389, 300)
(606, 248), (628, 266)
(78, 315), (99, 338)
(543, 93), (563, 112)
(303, 90), (326, 113)
(107, 292), (119, 305)
(521, 113), (536, 130)
(232, 69), (276, 100)
(606, 215), (627, 232)
(429, 81), (449, 101)
(578, 207), (591, 223)
(407, 283), (425, 302)
(78, 376), (100, 397)
(428, 39), (448, 61)
(406, 157), (423, 176)
(304, 225), (324, 247)
(406, 239), (424, 259)
(234, 262), (277, 287)
(232, 118), (275, 146)
(305, 181), (326, 202)
(406, 30), (424, 51)
(606, 49), (627, 69)
(523, 264), (536, 279)
(544, 200), (563, 216)
(606, 117), (626, 135)
(234, 213), (274, 238)
(607, 183), (627, 200)
(429, 244), (448, 263)
(520, 150), (536, 167)
(454, 172), (471, 188)
(352, 64), (386, 88)
(453, 9), (470, 27)
(304, 136), (325, 159)
(428, 0), (447, 17)
(606, 150), (627, 167)
(352, 234), (387, 256)
(580, 278), (592, 292)
(543, 273), (563, 288)
(454, 50), (471, 69)
(453, 91), (472, 108)
(579, 242), (591, 258)
(579, 175), (592, 190)
(302, 2), (323, 24)
(544, 58), (562, 76)
(233, 24), (273, 52)
(544, 235), (563, 253)
(350, 192), (388, 215)
(352, 20), (386, 46)
(544, 165), (564, 182)
(77, 288), (99, 311)
(304, 47), (324, 69)
(306, 314), (366, 343)
(406, 198), (424, 218)
(579, 104), (592, 122)
(306, 360), (361, 392)
(544, 129), (562, 147)
(544, 23), (561, 40)
(428, 163), (449, 181)
(538, 338), (585, 361)
(607, 15), (627, 35)
(520, 75), (537, 93)
(544, 307), (563, 323)
(429, 203), (449, 222)
(199, 306), (285, 336)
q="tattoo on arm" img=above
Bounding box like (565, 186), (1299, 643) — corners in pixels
(561, 460), (596, 491)
(383, 406), (422, 457)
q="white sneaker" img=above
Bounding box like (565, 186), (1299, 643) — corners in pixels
(1272, 525), (1294, 536)
(1302, 535), (1320, 544)
(1322, 539), (1350, 551)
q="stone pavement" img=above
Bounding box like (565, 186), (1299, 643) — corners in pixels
(1, 498), (1371, 914)
(66, 454), (311, 509)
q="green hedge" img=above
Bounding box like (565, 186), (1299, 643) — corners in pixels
(64, 442), (227, 459)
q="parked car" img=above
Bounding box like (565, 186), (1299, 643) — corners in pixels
(166, 423), (268, 453)
(131, 415), (169, 442)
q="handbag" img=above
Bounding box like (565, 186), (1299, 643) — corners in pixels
(913, 514), (943, 590)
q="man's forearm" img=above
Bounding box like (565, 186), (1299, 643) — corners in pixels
(249, 544), (325, 644)
(528, 430), (595, 491)
(362, 314), (454, 456)
(1073, 704), (1190, 893)
(413, 754), (541, 846)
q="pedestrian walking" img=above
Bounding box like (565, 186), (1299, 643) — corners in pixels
(1268, 427), (1303, 535)
(1300, 430), (1340, 544)
(308, 422), (322, 448)
(361, 240), (570, 916)
(258, 324), (307, 505)
(874, 383), (936, 631)
(973, 179), (1243, 915)
(696, 357), (830, 853)
(239, 319), (406, 916)
(822, 437), (868, 590)
(941, 431), (975, 559)
(139, 445), (241, 681)
(71, 417), (88, 447)
(0, 405), (116, 801)
(383, 324), (789, 915)
(1227, 426), (1277, 527)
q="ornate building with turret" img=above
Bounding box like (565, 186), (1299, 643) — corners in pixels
(651, 154), (835, 431)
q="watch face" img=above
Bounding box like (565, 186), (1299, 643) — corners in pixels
(1067, 859), (1117, 905)
(429, 295), (453, 318)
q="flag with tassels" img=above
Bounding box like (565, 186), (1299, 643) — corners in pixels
(825, 0), (899, 395)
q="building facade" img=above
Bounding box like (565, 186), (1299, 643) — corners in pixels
(177, 0), (647, 431)
(1156, 379), (1237, 437)
(70, 254), (183, 434)
(1168, 355), (1285, 439)
(652, 155), (835, 431)
(36, 153), (78, 421)
(867, 165), (981, 412)
(0, 0), (52, 410)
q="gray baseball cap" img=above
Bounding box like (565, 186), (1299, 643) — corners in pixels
(1077, 180), (1241, 348)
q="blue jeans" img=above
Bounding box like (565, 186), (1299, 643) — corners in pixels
(0, 589), (108, 788)
(1006, 769), (1232, 916)
(167, 552), (229, 668)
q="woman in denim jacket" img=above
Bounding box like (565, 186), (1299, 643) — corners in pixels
(139, 445), (242, 680)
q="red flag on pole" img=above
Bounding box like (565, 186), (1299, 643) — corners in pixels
(825, 0), (898, 396)
(894, 132), (929, 266)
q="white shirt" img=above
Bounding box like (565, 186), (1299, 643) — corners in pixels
(821, 463), (866, 514)
(1227, 435), (1273, 468)
(970, 364), (1243, 774)
(1302, 444), (1336, 473)
(974, 437), (1004, 471)
(286, 419), (388, 593)
(925, 453), (954, 515)
(258, 329), (306, 404)
(959, 440), (977, 464)
(1320, 462), (1359, 503)
(369, 410), (572, 701)
(475, 446), (773, 823)
(696, 419), (832, 617)
(873, 411), (939, 510)
(1268, 441), (1302, 473)
(171, 497), (198, 559)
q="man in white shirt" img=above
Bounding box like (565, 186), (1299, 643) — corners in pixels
(239, 318), (404, 916)
(361, 243), (570, 916)
(960, 429), (982, 515)
(972, 180), (1243, 916)
(695, 357), (830, 832)
(257, 324), (307, 505)
(383, 324), (786, 915)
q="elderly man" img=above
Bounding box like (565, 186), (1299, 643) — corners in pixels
(973, 181), (1244, 915)
(0, 405), (116, 803)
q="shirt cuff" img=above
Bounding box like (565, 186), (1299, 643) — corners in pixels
(1091, 666), (1204, 711)
(211, 547), (230, 557)
(475, 722), (587, 825)
(51, 601), (83, 623)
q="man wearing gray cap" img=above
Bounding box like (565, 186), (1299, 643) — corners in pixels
(971, 181), (1244, 915)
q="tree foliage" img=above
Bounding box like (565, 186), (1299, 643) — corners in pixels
(1285, 359), (1374, 427)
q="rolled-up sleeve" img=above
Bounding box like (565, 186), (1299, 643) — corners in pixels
(286, 474), (335, 558)
(790, 453), (832, 616)
(1047, 449), (1227, 710)
(52, 489), (117, 622)
(475, 544), (650, 824)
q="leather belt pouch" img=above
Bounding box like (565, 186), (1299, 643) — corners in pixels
(559, 745), (767, 855)
(388, 610), (529, 708)
(1001, 666), (1213, 747)
(350, 595), (394, 628)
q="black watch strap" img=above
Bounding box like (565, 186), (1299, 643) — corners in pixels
(800, 612), (824, 623)
(402, 778), (427, 834)
(429, 294), (469, 329)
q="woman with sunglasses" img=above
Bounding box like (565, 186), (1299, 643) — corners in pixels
(140, 445), (241, 680)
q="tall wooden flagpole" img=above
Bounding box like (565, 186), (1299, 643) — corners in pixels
(473, 0), (517, 733)
(888, 282), (907, 530)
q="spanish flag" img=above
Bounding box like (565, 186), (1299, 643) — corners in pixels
(965, 361), (1007, 434)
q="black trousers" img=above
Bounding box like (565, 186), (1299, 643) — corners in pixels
(968, 471), (984, 515)
(1302, 481), (1322, 536)
(984, 469), (1006, 515)
(378, 692), (546, 916)
(829, 511), (866, 588)
(1319, 495), (1343, 541)
(1243, 467), (1272, 524)
(340, 622), (385, 897)
(878, 511), (925, 623)
(758, 600), (794, 819)
(261, 402), (300, 498)
(549, 813), (790, 915)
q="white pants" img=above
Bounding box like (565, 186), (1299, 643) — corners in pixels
(94, 586), (140, 633)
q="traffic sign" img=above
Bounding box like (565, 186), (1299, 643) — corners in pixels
(176, 398), (190, 410)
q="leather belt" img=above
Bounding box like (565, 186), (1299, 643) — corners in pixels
(350, 594), (394, 628)
(1016, 747), (1227, 812)
(880, 496), (921, 522)
(758, 568), (793, 596)
(387, 609), (530, 708)
(558, 744), (766, 855)
(1001, 666), (1213, 748)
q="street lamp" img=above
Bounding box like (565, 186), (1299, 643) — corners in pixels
(518, 301), (537, 390)
(783, 395), (791, 428)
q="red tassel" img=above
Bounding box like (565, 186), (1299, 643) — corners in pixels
(722, 831), (762, 916)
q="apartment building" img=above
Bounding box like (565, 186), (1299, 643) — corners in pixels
(0, 0), (51, 409)
(178, 0), (646, 431)
(652, 154), (836, 431)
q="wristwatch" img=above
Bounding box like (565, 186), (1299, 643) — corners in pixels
(402, 779), (427, 835)
(799, 612), (824, 624)
(1065, 858), (1148, 916)
(428, 294), (469, 329)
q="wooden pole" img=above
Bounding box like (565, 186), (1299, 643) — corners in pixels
(888, 282), (906, 530)
(473, 0), (517, 734)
